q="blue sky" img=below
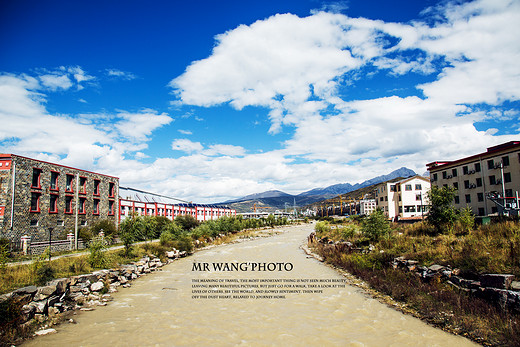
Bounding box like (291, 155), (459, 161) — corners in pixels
(1, 0), (519, 203)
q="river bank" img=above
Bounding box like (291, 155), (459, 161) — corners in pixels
(308, 220), (520, 346)
(0, 224), (294, 346)
(22, 223), (475, 346)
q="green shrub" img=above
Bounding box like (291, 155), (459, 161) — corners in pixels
(362, 209), (390, 241)
(88, 236), (109, 269)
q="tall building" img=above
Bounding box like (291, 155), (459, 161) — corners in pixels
(374, 175), (430, 221)
(426, 141), (520, 216)
(0, 154), (119, 243)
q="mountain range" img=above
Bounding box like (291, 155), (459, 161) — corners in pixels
(220, 167), (417, 212)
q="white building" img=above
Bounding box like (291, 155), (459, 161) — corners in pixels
(375, 175), (430, 221)
(359, 199), (376, 216)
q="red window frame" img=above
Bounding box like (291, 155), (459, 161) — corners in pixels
(30, 192), (41, 212)
(109, 182), (115, 198)
(108, 200), (115, 215)
(65, 195), (73, 214)
(93, 179), (100, 196)
(79, 176), (87, 194)
(79, 197), (86, 214)
(31, 168), (42, 189)
(50, 171), (60, 191)
(66, 174), (74, 193)
(49, 194), (59, 213)
(93, 199), (100, 215)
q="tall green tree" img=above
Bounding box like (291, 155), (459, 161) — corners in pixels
(427, 185), (458, 234)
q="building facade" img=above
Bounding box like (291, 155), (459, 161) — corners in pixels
(426, 141), (520, 216)
(359, 199), (377, 216)
(119, 187), (236, 223)
(0, 154), (119, 243)
(375, 175), (430, 220)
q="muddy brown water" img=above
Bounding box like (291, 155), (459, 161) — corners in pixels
(25, 224), (477, 346)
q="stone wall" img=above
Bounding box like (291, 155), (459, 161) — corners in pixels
(0, 155), (119, 243)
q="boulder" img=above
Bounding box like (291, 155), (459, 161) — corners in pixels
(34, 284), (57, 301)
(480, 274), (515, 289)
(47, 278), (70, 295)
(13, 285), (38, 297)
(34, 328), (57, 336)
(28, 300), (48, 314)
(428, 264), (445, 272)
(90, 281), (105, 292)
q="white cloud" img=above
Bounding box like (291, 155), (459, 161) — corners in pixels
(106, 69), (137, 80)
(39, 74), (73, 91)
(171, 139), (204, 153)
(203, 144), (246, 157)
(114, 109), (173, 142)
(178, 129), (192, 135)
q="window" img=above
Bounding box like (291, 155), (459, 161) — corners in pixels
(476, 177), (482, 187)
(477, 193), (484, 202)
(442, 171), (447, 179)
(405, 184), (412, 191)
(463, 166), (469, 175)
(57, 220), (64, 226)
(390, 185), (396, 192)
(50, 171), (59, 191)
(109, 200), (114, 215)
(453, 182), (458, 190)
(66, 174), (74, 192)
(404, 206), (416, 213)
(30, 192), (41, 212)
(65, 196), (73, 213)
(80, 220), (87, 226)
(31, 168), (42, 188)
(79, 177), (87, 194)
(502, 155), (510, 167)
(93, 180), (100, 196)
(416, 194), (422, 201)
(415, 184), (422, 190)
(475, 163), (481, 172)
(454, 196), (460, 204)
(488, 160), (494, 170)
(49, 194), (58, 213)
(452, 168), (457, 177)
(79, 197), (86, 214)
(30, 220), (38, 227)
(465, 194), (471, 203)
(464, 180), (470, 189)
(109, 182), (115, 197)
(505, 189), (513, 198)
(478, 208), (485, 216)
(489, 175), (496, 185)
(504, 172), (511, 183)
(432, 173), (438, 181)
(93, 199), (100, 215)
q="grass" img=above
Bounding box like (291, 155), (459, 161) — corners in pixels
(311, 219), (520, 346)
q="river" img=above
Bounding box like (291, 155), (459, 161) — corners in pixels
(25, 224), (477, 346)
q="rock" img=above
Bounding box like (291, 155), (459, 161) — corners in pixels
(69, 285), (83, 293)
(428, 264), (445, 272)
(34, 284), (57, 301)
(34, 328), (57, 336)
(90, 281), (105, 292)
(20, 304), (36, 323)
(47, 295), (60, 307)
(511, 281), (520, 291)
(480, 274), (515, 289)
(34, 314), (47, 323)
(166, 251), (177, 258)
(47, 278), (70, 295)
(28, 300), (48, 314)
(13, 285), (38, 297)
(80, 307), (94, 311)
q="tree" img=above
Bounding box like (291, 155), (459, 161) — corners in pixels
(426, 185), (458, 234)
(362, 209), (390, 241)
(118, 212), (144, 255)
(175, 214), (199, 232)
